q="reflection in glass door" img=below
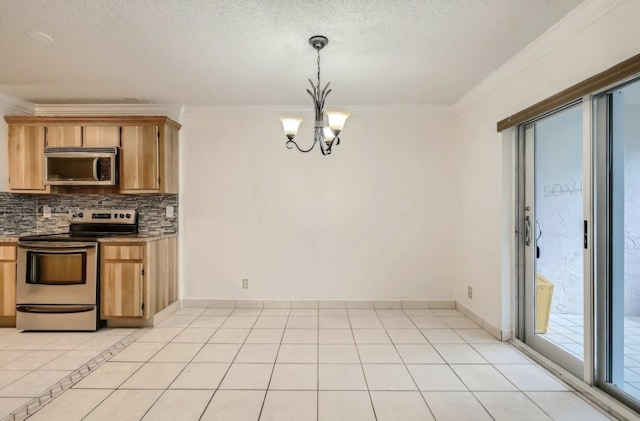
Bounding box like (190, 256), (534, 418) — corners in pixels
(522, 103), (585, 377)
(596, 78), (640, 410)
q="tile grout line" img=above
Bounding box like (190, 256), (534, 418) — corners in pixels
(347, 308), (378, 421)
(316, 309), (320, 421)
(256, 307), (292, 421)
(396, 308), (447, 420)
(197, 307), (260, 421)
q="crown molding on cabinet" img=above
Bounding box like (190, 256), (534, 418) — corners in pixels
(452, 0), (623, 114)
(0, 92), (36, 115)
(34, 104), (185, 123)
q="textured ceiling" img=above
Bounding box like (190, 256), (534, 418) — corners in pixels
(0, 0), (583, 106)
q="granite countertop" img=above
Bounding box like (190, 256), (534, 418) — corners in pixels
(0, 236), (20, 243)
(0, 233), (177, 243)
(97, 233), (178, 243)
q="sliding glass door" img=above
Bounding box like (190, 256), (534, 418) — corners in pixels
(595, 78), (640, 409)
(521, 102), (586, 377)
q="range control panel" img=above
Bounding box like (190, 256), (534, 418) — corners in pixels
(70, 209), (138, 224)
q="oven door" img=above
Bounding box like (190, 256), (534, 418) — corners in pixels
(17, 242), (98, 305)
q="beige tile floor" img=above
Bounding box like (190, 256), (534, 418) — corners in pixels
(2, 307), (616, 420)
(0, 327), (135, 420)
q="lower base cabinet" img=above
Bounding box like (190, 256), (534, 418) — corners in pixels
(100, 237), (177, 321)
(0, 244), (17, 320)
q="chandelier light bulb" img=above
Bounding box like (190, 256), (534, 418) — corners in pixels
(279, 116), (303, 140)
(323, 127), (336, 145)
(325, 109), (351, 135)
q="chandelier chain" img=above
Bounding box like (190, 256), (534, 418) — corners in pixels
(317, 48), (321, 92)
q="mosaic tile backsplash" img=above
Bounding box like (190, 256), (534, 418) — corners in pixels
(0, 192), (178, 236)
(0, 193), (37, 236)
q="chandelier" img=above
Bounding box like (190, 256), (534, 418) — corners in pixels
(279, 35), (350, 155)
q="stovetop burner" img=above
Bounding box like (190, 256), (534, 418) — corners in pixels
(19, 209), (138, 243)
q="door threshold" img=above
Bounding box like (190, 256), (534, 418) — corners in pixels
(510, 338), (640, 421)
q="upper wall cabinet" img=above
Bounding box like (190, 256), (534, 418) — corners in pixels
(45, 126), (82, 147)
(7, 125), (50, 193)
(84, 126), (121, 148)
(121, 125), (160, 192)
(120, 123), (179, 193)
(4, 116), (180, 194)
(44, 125), (120, 148)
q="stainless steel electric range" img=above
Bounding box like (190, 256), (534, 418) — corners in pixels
(16, 209), (138, 331)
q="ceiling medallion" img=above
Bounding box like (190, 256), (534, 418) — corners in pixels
(279, 36), (350, 155)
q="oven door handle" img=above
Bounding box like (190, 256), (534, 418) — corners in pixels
(19, 242), (97, 250)
(16, 305), (95, 314)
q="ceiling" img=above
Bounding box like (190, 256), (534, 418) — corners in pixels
(0, 0), (584, 106)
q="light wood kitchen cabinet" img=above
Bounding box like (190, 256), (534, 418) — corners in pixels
(120, 126), (160, 192)
(100, 237), (177, 322)
(7, 125), (50, 193)
(45, 125), (82, 147)
(84, 126), (121, 147)
(120, 123), (179, 194)
(101, 244), (145, 319)
(5, 116), (180, 194)
(0, 244), (17, 318)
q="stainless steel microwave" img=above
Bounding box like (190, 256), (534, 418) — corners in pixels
(44, 147), (118, 186)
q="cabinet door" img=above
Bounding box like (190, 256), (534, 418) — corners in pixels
(101, 261), (144, 318)
(45, 126), (82, 147)
(0, 262), (16, 317)
(8, 125), (48, 192)
(84, 126), (121, 148)
(121, 126), (159, 191)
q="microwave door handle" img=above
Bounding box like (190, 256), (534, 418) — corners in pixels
(93, 157), (99, 181)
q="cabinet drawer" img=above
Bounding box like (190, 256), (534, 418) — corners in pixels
(0, 245), (17, 261)
(102, 245), (144, 260)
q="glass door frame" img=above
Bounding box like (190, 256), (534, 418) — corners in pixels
(515, 98), (595, 382)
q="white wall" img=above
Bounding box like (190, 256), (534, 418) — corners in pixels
(180, 106), (458, 300)
(454, 0), (640, 330)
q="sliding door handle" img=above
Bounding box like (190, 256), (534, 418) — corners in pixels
(524, 215), (531, 246)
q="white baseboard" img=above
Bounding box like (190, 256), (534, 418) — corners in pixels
(455, 301), (512, 341)
(180, 298), (457, 311)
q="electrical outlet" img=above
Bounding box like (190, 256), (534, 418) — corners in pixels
(242, 279), (249, 289)
(42, 205), (51, 218)
(468, 286), (473, 299)
(166, 206), (174, 218)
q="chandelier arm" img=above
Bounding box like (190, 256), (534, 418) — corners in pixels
(286, 138), (316, 153)
(314, 127), (328, 155)
(308, 79), (317, 97)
